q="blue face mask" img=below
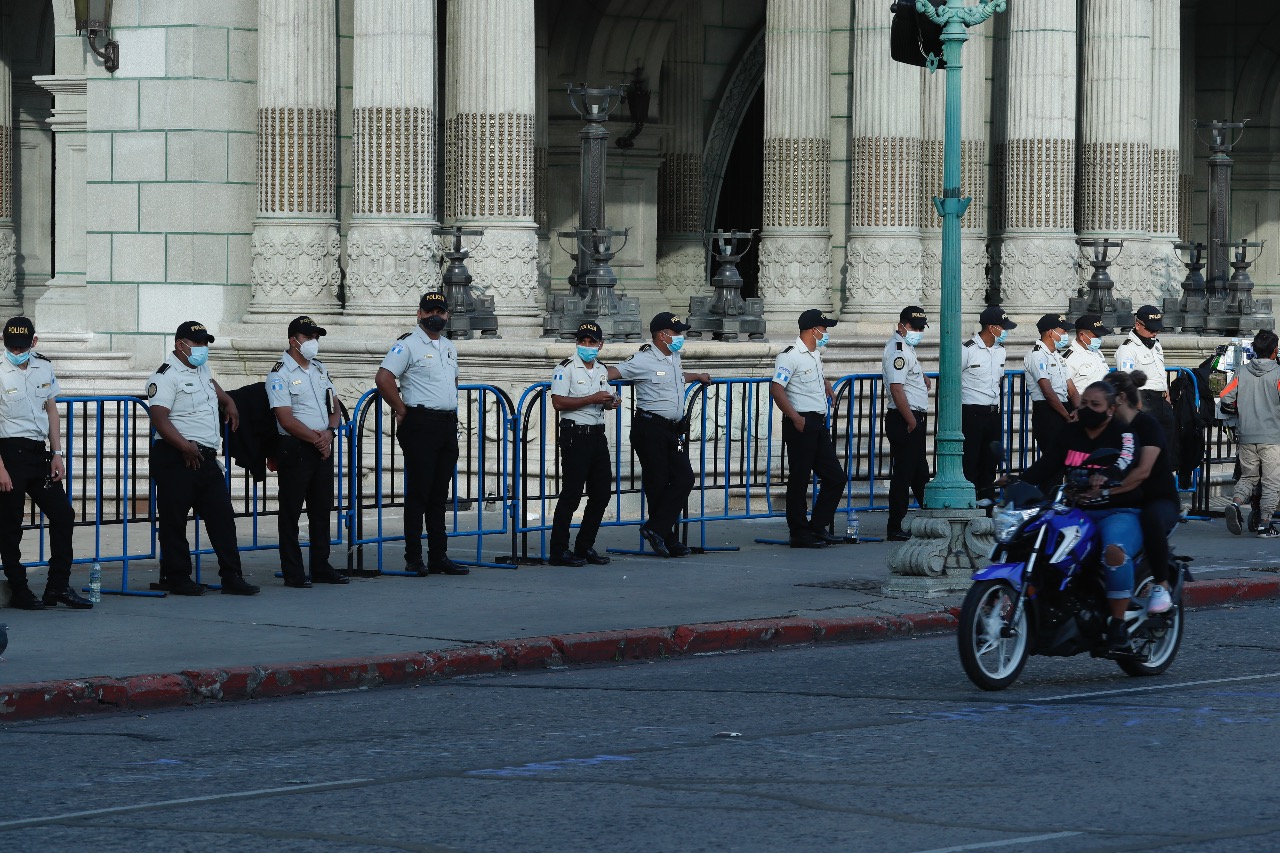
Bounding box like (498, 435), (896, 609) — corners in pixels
(904, 330), (923, 347)
(995, 328), (1008, 345)
(817, 332), (829, 348)
(1055, 332), (1070, 351)
(186, 345), (209, 367)
(668, 334), (685, 353)
(5, 350), (31, 367)
(577, 345), (600, 363)
(1087, 336), (1103, 352)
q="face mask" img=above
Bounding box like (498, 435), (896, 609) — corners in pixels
(298, 339), (320, 361)
(668, 334), (685, 353)
(1087, 336), (1103, 352)
(817, 332), (829, 348)
(994, 328), (1008, 345)
(186, 345), (209, 367)
(420, 315), (448, 333)
(577, 345), (600, 362)
(1077, 406), (1110, 429)
(5, 350), (30, 367)
(904, 330), (923, 347)
(1055, 332), (1070, 351)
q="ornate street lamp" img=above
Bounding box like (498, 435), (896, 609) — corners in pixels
(1071, 238), (1133, 332)
(74, 0), (120, 74)
(434, 226), (499, 340)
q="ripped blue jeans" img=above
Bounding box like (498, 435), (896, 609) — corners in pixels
(1085, 508), (1141, 600)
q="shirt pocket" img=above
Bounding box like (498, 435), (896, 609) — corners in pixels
(32, 381), (54, 403)
(1, 374), (28, 402)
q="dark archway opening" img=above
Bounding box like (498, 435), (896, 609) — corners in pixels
(712, 86), (764, 298)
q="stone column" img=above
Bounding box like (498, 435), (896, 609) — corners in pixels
(249, 0), (341, 321)
(656, 6), (706, 309)
(535, 19), (551, 300)
(30, 75), (88, 331)
(444, 0), (539, 336)
(1149, 0), (1181, 297)
(921, 32), (991, 314)
(991, 0), (1078, 317)
(344, 0), (438, 319)
(1178, 2), (1196, 242)
(0, 26), (16, 311)
(759, 0), (831, 332)
(844, 0), (921, 325)
(1079, 0), (1156, 301)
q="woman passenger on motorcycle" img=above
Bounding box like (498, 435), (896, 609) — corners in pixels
(1009, 381), (1142, 651)
(1109, 370), (1179, 615)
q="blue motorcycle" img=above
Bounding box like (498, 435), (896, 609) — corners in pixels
(958, 449), (1188, 691)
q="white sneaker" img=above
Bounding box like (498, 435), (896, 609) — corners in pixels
(1148, 585), (1172, 614)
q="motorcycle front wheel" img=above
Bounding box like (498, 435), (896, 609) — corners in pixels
(1118, 575), (1184, 677)
(958, 580), (1030, 691)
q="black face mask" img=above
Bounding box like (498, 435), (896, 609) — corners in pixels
(420, 315), (448, 333)
(1077, 406), (1110, 429)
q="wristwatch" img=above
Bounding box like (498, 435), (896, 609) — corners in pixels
(51, 450), (64, 457)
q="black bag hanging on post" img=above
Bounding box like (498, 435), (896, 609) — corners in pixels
(890, 0), (947, 69)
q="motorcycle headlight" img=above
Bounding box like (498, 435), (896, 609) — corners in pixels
(993, 506), (1037, 543)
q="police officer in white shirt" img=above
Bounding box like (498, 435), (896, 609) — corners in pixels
(0, 317), (87, 610)
(267, 316), (347, 589)
(1115, 305), (1178, 459)
(770, 309), (846, 548)
(961, 306), (1016, 503)
(1025, 313), (1078, 462)
(375, 292), (469, 577)
(1064, 313), (1110, 394)
(547, 322), (620, 567)
(147, 321), (258, 597)
(882, 306), (932, 541)
(610, 312), (712, 558)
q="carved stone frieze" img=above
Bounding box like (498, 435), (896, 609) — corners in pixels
(656, 237), (706, 303)
(659, 153), (703, 234)
(353, 107), (432, 216)
(468, 226), (539, 319)
(920, 140), (986, 231)
(991, 235), (1079, 314)
(0, 228), (15, 308)
(921, 237), (990, 312)
(851, 137), (920, 230)
(763, 138), (830, 229)
(0, 127), (10, 220)
(1150, 147), (1180, 238)
(444, 113), (535, 220)
(257, 107), (337, 215)
(345, 225), (439, 314)
(993, 138), (1075, 233)
(843, 234), (923, 317)
(760, 235), (832, 306)
(250, 222), (341, 314)
(1080, 141), (1152, 234)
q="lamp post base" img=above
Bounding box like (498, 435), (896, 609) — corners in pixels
(884, 509), (994, 596)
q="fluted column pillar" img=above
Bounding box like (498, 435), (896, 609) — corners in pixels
(1149, 0), (1181, 297)
(992, 0), (1078, 317)
(844, 0), (921, 325)
(535, 20), (551, 299)
(344, 0), (438, 319)
(1080, 0), (1157, 301)
(656, 6), (706, 308)
(1178, 2), (1196, 242)
(0, 25), (16, 311)
(445, 0), (539, 336)
(760, 0), (831, 332)
(249, 0), (340, 320)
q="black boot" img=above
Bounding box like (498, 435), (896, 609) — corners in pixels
(42, 585), (94, 610)
(7, 582), (46, 610)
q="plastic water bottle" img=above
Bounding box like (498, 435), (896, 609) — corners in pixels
(846, 511), (860, 544)
(89, 562), (102, 604)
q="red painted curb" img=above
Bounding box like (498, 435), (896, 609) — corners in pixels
(2, 576), (1277, 724)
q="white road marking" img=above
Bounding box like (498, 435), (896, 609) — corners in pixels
(0, 778), (373, 831)
(910, 830), (1083, 853)
(1034, 671), (1280, 702)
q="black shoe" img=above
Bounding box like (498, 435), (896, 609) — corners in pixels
(789, 533), (828, 549)
(888, 530), (911, 542)
(311, 570), (350, 585)
(42, 587), (94, 609)
(639, 526), (670, 558)
(548, 549), (587, 567)
(575, 547), (611, 565)
(427, 557), (470, 576)
(9, 588), (46, 610)
(1106, 617), (1132, 653)
(283, 578), (313, 589)
(405, 560), (429, 577)
(810, 530), (845, 545)
(667, 541), (692, 558)
(221, 576), (261, 596)
(167, 579), (206, 596)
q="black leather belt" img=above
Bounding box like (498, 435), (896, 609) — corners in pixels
(0, 437), (45, 450)
(635, 410), (683, 429)
(559, 421), (605, 434)
(798, 411), (824, 418)
(890, 408), (927, 418)
(408, 406), (457, 421)
(963, 404), (999, 413)
(1140, 389), (1167, 401)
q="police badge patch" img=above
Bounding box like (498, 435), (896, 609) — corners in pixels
(146, 383), (158, 398)
(893, 357), (905, 370)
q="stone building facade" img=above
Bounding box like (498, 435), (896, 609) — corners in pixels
(0, 0), (1277, 390)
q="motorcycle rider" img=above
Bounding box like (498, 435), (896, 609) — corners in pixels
(1006, 380), (1143, 651)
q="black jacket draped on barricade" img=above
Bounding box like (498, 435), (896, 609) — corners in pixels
(226, 383), (277, 483)
(1170, 364), (1210, 490)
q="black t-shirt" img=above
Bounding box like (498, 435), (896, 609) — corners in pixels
(1020, 418), (1142, 509)
(1127, 410), (1179, 503)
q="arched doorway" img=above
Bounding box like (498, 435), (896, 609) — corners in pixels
(710, 88), (763, 298)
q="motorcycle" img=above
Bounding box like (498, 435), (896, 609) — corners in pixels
(958, 448), (1190, 691)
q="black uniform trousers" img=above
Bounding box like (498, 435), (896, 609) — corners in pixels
(885, 408), (928, 536)
(961, 405), (1002, 502)
(151, 439), (243, 583)
(0, 438), (74, 592)
(630, 412), (695, 545)
(396, 407), (458, 564)
(276, 436), (334, 582)
(549, 423), (612, 555)
(781, 412), (846, 536)
(1141, 390), (1180, 464)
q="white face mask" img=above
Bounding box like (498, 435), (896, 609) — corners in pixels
(298, 339), (320, 361)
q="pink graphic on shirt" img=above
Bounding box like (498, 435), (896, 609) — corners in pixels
(1065, 449), (1089, 467)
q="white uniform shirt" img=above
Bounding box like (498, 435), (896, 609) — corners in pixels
(882, 332), (929, 412)
(1024, 342), (1069, 403)
(379, 326), (459, 411)
(266, 351), (336, 434)
(960, 334), (1005, 407)
(1064, 339), (1110, 394)
(1114, 331), (1168, 392)
(615, 344), (685, 420)
(772, 337), (828, 414)
(146, 352), (223, 448)
(0, 354), (60, 441)
(549, 353), (611, 426)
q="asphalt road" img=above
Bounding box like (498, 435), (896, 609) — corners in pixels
(3, 602), (1280, 853)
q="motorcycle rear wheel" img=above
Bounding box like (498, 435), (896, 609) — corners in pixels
(1118, 575), (1183, 677)
(958, 580), (1029, 691)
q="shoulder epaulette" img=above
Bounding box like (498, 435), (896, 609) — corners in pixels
(963, 339), (974, 348)
(397, 332), (413, 341)
(156, 363), (170, 374)
(312, 358), (324, 368)
(31, 351), (50, 362)
(639, 343), (652, 352)
(1032, 343), (1043, 352)
(781, 345), (794, 354)
(895, 341), (903, 351)
(271, 361), (284, 372)
(558, 357), (572, 367)
(1062, 350), (1074, 359)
